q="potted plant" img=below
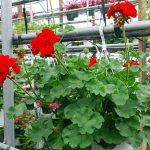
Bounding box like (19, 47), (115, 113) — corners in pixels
(63, 0), (80, 21)
(0, 1), (150, 149)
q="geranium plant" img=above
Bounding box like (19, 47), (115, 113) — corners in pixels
(0, 1), (150, 150)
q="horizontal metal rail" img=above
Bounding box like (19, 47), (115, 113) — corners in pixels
(0, 143), (19, 150)
(10, 20), (150, 44)
(0, 0), (44, 8)
(1, 43), (150, 54)
(0, 21), (149, 45)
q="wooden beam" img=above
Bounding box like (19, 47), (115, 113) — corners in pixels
(17, 5), (22, 18)
(138, 0), (148, 83)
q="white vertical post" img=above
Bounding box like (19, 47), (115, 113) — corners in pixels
(1, 0), (15, 147)
(86, 0), (89, 27)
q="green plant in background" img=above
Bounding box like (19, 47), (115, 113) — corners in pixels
(0, 127), (4, 142)
(13, 21), (48, 34)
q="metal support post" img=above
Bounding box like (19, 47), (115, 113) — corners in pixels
(1, 0), (15, 146)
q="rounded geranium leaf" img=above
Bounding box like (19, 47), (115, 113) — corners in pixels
(115, 117), (140, 137)
(104, 77), (129, 106)
(64, 104), (79, 119)
(72, 70), (94, 82)
(30, 118), (53, 142)
(115, 99), (137, 118)
(49, 81), (71, 101)
(72, 107), (104, 134)
(100, 120), (125, 144)
(136, 84), (150, 103)
(62, 124), (93, 149)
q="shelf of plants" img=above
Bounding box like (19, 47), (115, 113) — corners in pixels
(0, 0), (150, 150)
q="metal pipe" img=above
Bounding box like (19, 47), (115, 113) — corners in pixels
(10, 20), (150, 42)
(0, 143), (19, 150)
(0, 0), (45, 8)
(1, 0), (15, 147)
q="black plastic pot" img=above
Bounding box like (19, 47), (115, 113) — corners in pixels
(66, 12), (78, 21)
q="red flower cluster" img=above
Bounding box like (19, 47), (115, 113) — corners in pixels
(107, 1), (137, 26)
(123, 60), (139, 67)
(0, 54), (20, 86)
(14, 117), (22, 124)
(14, 112), (36, 129)
(30, 29), (61, 58)
(48, 102), (62, 109)
(88, 57), (97, 67)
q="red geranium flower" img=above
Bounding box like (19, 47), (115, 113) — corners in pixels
(22, 113), (27, 118)
(53, 127), (59, 133)
(30, 29), (61, 58)
(48, 103), (62, 109)
(0, 54), (20, 86)
(123, 59), (139, 67)
(107, 1), (137, 26)
(17, 52), (24, 59)
(22, 123), (27, 128)
(88, 57), (97, 67)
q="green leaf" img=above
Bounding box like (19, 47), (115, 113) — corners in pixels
(136, 84), (150, 103)
(72, 70), (94, 82)
(58, 25), (75, 33)
(115, 117), (140, 137)
(25, 96), (35, 105)
(68, 76), (84, 89)
(64, 104), (79, 119)
(54, 42), (68, 53)
(30, 118), (53, 142)
(130, 65), (140, 72)
(85, 79), (106, 96)
(141, 116), (150, 127)
(48, 132), (64, 149)
(49, 80), (71, 101)
(126, 133), (143, 148)
(115, 99), (137, 118)
(62, 124), (93, 149)
(7, 103), (27, 119)
(64, 106), (104, 134)
(104, 77), (129, 106)
(100, 120), (125, 144)
(110, 59), (122, 72)
(86, 79), (116, 97)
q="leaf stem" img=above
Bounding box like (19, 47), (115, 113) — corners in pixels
(42, 136), (51, 150)
(7, 76), (36, 100)
(22, 57), (39, 99)
(55, 55), (70, 75)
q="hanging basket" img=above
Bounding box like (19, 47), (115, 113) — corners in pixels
(88, 9), (95, 16)
(66, 12), (78, 21)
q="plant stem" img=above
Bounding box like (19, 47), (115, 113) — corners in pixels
(7, 76), (36, 100)
(55, 55), (70, 75)
(42, 136), (51, 150)
(122, 26), (130, 82)
(22, 57), (39, 99)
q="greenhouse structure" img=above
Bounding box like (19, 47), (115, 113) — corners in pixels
(0, 0), (150, 149)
